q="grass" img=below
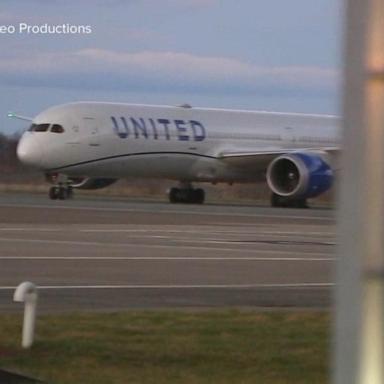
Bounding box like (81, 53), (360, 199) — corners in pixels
(0, 310), (330, 384)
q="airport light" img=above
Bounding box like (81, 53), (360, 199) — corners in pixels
(335, 0), (384, 383)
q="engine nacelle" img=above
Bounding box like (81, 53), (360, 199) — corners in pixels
(69, 177), (118, 190)
(266, 153), (333, 199)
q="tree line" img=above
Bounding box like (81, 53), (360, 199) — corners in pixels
(0, 133), (20, 170)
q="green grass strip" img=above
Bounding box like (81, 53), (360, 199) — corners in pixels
(0, 310), (330, 384)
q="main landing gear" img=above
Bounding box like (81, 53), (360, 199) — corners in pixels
(270, 193), (308, 208)
(168, 183), (205, 204)
(47, 173), (74, 200)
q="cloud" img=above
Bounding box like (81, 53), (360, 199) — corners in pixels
(1, 0), (130, 4)
(0, 10), (54, 24)
(0, 11), (19, 23)
(0, 48), (339, 97)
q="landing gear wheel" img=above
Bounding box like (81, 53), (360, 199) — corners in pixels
(271, 193), (288, 207)
(270, 193), (308, 208)
(169, 187), (180, 203)
(67, 186), (74, 199)
(168, 187), (205, 204)
(293, 199), (308, 209)
(58, 187), (67, 200)
(47, 173), (74, 201)
(193, 188), (205, 204)
(49, 186), (59, 200)
(49, 185), (74, 200)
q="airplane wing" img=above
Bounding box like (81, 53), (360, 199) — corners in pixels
(217, 147), (340, 171)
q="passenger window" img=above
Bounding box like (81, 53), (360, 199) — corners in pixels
(34, 124), (50, 132)
(51, 124), (65, 133)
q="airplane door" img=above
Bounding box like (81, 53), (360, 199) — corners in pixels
(83, 117), (100, 147)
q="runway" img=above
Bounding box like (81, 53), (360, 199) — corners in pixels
(0, 193), (335, 312)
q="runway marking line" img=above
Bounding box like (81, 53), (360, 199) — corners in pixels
(0, 230), (336, 245)
(0, 256), (335, 261)
(0, 237), (332, 256)
(0, 228), (61, 232)
(0, 227), (335, 237)
(0, 202), (334, 221)
(0, 283), (335, 291)
(172, 239), (336, 246)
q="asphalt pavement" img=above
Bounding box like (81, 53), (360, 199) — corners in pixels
(0, 193), (335, 312)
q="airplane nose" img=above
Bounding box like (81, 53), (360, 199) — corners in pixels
(17, 134), (45, 168)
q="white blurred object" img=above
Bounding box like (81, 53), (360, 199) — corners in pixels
(13, 282), (38, 349)
(335, 0), (384, 383)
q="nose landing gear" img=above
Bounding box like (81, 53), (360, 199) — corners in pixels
(49, 184), (73, 200)
(46, 173), (74, 200)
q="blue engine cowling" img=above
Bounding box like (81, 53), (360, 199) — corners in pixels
(266, 153), (333, 199)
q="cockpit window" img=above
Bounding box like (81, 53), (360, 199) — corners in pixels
(28, 123), (64, 133)
(50, 124), (64, 134)
(29, 123), (50, 132)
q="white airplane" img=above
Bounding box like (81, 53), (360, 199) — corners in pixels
(13, 102), (340, 207)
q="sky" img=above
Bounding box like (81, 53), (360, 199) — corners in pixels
(0, 0), (342, 135)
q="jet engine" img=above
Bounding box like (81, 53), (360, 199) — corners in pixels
(266, 153), (333, 199)
(69, 177), (118, 190)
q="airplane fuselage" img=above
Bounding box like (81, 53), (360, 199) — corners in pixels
(17, 102), (340, 185)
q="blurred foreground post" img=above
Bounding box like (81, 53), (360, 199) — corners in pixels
(335, 0), (384, 383)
